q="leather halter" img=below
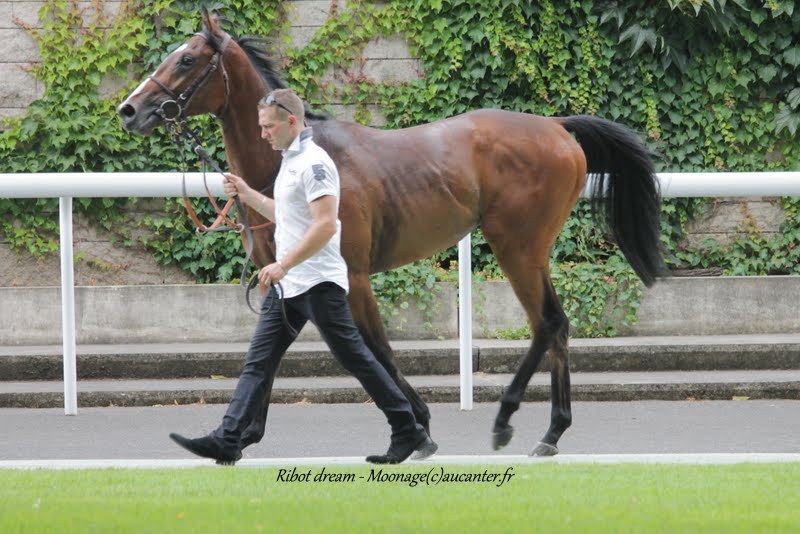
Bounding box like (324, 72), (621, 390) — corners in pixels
(150, 33), (232, 122)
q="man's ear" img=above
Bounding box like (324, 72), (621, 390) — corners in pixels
(288, 115), (297, 125)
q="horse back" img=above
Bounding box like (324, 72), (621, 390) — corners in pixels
(309, 110), (584, 272)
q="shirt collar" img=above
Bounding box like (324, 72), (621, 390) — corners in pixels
(283, 127), (313, 156)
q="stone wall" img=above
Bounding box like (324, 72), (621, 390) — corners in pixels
(683, 197), (786, 248)
(1, 0), (45, 124)
(1, 277), (798, 345)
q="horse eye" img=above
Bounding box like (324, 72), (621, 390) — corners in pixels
(180, 55), (195, 67)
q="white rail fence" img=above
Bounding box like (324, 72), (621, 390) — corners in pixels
(2, 171), (800, 415)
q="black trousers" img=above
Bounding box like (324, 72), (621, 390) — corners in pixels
(216, 282), (419, 447)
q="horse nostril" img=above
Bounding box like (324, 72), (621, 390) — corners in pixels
(119, 103), (136, 118)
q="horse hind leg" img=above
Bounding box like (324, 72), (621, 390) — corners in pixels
(490, 267), (571, 457)
(531, 276), (571, 456)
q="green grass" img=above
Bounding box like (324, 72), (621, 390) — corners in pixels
(2, 463), (799, 533)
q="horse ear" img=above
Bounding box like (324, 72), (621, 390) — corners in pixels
(201, 6), (221, 34)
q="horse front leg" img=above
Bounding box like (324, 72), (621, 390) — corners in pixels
(347, 274), (432, 435)
(492, 333), (551, 451)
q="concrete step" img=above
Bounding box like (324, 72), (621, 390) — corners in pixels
(3, 370), (800, 408)
(1, 334), (799, 381)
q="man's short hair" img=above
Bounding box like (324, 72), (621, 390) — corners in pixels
(258, 89), (305, 121)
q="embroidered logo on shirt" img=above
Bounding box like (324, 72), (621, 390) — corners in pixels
(312, 164), (327, 182)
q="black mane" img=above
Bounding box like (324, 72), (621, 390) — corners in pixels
(236, 36), (288, 93)
(202, 23), (331, 121)
(236, 36), (329, 122)
(201, 28), (285, 91)
(202, 24), (329, 121)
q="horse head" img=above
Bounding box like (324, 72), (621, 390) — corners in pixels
(118, 7), (232, 134)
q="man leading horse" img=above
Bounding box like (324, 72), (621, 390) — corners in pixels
(169, 88), (438, 465)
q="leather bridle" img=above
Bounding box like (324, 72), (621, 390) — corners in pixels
(148, 31), (248, 236)
(151, 33), (232, 124)
(149, 32), (289, 328)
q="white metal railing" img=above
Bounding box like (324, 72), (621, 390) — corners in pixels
(2, 173), (222, 415)
(1, 171), (799, 415)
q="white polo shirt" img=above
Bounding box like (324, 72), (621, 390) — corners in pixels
(273, 127), (349, 298)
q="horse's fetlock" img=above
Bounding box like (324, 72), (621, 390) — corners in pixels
(554, 409), (572, 431)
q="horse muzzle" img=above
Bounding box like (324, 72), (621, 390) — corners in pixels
(117, 100), (163, 135)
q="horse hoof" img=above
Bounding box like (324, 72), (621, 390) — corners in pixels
(529, 442), (559, 457)
(492, 425), (514, 451)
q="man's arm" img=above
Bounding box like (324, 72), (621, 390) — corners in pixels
(224, 173), (275, 221)
(256, 194), (337, 286)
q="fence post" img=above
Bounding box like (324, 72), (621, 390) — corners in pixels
(59, 197), (77, 416)
(458, 234), (473, 410)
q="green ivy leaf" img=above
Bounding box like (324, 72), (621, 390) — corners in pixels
(783, 46), (800, 67)
(758, 65), (778, 83)
(750, 8), (768, 26)
(787, 88), (800, 109)
(707, 79), (727, 97)
(775, 106), (800, 135)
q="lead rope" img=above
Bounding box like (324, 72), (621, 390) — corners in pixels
(167, 119), (255, 287)
(165, 121), (293, 332)
(246, 274), (298, 337)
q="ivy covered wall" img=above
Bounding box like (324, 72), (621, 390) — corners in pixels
(1, 0), (798, 336)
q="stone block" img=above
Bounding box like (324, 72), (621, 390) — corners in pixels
(0, 2), (13, 29)
(10, 1), (43, 29)
(323, 103), (387, 127)
(287, 25), (320, 49)
(382, 283), (457, 340)
(627, 276), (800, 336)
(0, 28), (39, 62)
(471, 281), (527, 338)
(683, 232), (780, 249)
(363, 58), (421, 83)
(0, 226), (195, 289)
(78, 1), (123, 26)
(286, 0), (332, 27)
(0, 62), (37, 107)
(12, 1), (123, 29)
(3, 276), (797, 344)
(363, 34), (413, 59)
(686, 198), (786, 246)
(98, 72), (128, 100)
(689, 199), (785, 233)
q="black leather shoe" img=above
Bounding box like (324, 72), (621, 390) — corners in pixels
(366, 430), (437, 464)
(169, 433), (242, 465)
(239, 433), (259, 450)
(410, 435), (439, 460)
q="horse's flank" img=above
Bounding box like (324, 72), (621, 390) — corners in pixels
(311, 109), (585, 274)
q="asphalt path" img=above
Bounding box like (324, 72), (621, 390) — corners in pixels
(2, 400), (799, 461)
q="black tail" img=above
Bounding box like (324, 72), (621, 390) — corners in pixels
(558, 115), (665, 286)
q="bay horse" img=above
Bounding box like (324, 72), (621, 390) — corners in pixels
(118, 9), (664, 456)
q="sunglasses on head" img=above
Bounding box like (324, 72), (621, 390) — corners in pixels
(263, 94), (293, 115)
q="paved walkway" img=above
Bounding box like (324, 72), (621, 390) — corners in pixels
(2, 401), (800, 461)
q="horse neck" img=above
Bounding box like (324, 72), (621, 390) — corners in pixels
(217, 62), (281, 196)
